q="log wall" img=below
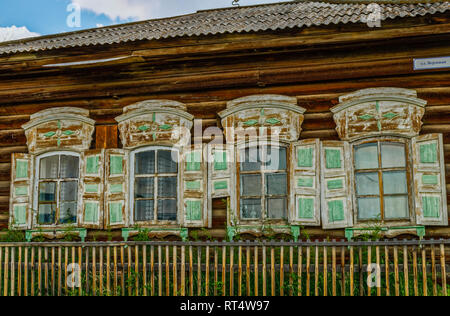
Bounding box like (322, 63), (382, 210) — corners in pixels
(0, 14), (449, 239)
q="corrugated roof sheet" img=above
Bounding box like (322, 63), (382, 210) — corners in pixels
(0, 0), (449, 55)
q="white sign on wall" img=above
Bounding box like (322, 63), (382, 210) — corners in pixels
(414, 56), (450, 71)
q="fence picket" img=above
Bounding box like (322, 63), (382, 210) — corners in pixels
(0, 240), (448, 297)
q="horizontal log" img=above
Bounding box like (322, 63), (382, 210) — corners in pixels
(425, 105), (450, 114)
(0, 146), (27, 163)
(421, 125), (450, 133)
(0, 129), (26, 147)
(301, 129), (338, 139)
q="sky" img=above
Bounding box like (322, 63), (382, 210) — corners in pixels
(0, 0), (288, 42)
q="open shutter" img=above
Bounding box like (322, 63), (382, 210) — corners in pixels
(182, 145), (208, 228)
(320, 141), (354, 229)
(105, 149), (129, 229)
(9, 153), (33, 230)
(79, 149), (105, 229)
(412, 134), (448, 226)
(290, 139), (321, 226)
(207, 144), (236, 228)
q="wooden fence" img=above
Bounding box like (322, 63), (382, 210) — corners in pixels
(0, 239), (449, 296)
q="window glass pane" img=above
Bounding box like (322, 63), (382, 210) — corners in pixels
(60, 181), (78, 201)
(266, 173), (287, 195)
(240, 174), (262, 197)
(60, 155), (79, 178)
(38, 204), (56, 224)
(355, 172), (380, 196)
(355, 143), (378, 170)
(357, 197), (381, 220)
(135, 178), (154, 199)
(136, 151), (155, 175)
(158, 177), (177, 198)
(240, 147), (261, 172)
(267, 198), (287, 219)
(240, 199), (262, 219)
(135, 200), (154, 221)
(381, 143), (406, 168)
(59, 202), (77, 224)
(40, 156), (59, 179)
(384, 196), (409, 219)
(157, 150), (177, 173)
(157, 199), (177, 221)
(39, 182), (56, 202)
(383, 171), (408, 194)
(265, 146), (287, 171)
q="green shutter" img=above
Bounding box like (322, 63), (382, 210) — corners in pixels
(214, 151), (228, 171)
(110, 202), (123, 224)
(13, 205), (27, 226)
(422, 196), (440, 218)
(186, 180), (201, 191)
(15, 186), (28, 197)
(110, 184), (123, 194)
(186, 200), (202, 221)
(85, 184), (99, 194)
(110, 155), (123, 175)
(15, 160), (28, 179)
(298, 198), (314, 219)
(84, 202), (99, 223)
(420, 143), (437, 164)
(297, 148), (313, 168)
(328, 200), (345, 222)
(86, 155), (100, 174)
(422, 174), (439, 185)
(297, 177), (314, 188)
(214, 181), (228, 191)
(325, 149), (341, 169)
(413, 134), (447, 226)
(327, 179), (344, 190)
(186, 151), (201, 171)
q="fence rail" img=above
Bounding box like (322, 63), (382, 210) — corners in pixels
(0, 239), (449, 296)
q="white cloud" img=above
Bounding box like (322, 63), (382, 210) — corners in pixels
(0, 26), (40, 42)
(72, 0), (288, 22)
(72, 0), (161, 21)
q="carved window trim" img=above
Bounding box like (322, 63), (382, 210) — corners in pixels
(129, 145), (181, 227)
(33, 151), (82, 229)
(235, 140), (290, 226)
(351, 136), (415, 227)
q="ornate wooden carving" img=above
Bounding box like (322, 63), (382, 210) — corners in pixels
(115, 100), (194, 149)
(22, 107), (95, 154)
(332, 88), (427, 141)
(219, 95), (306, 144)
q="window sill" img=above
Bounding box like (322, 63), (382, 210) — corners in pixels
(25, 228), (87, 242)
(122, 228), (189, 242)
(345, 226), (425, 241)
(228, 225), (301, 242)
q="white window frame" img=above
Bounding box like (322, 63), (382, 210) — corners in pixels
(33, 151), (81, 228)
(129, 146), (181, 226)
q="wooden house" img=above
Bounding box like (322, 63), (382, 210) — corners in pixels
(0, 0), (449, 241)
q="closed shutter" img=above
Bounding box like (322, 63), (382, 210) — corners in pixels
(105, 149), (129, 229)
(9, 153), (34, 230)
(183, 145), (208, 227)
(290, 139), (321, 226)
(412, 134), (448, 226)
(320, 141), (354, 229)
(79, 149), (105, 229)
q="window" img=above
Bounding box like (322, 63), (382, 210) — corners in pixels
(354, 139), (411, 221)
(35, 152), (80, 225)
(131, 147), (178, 223)
(238, 144), (288, 221)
